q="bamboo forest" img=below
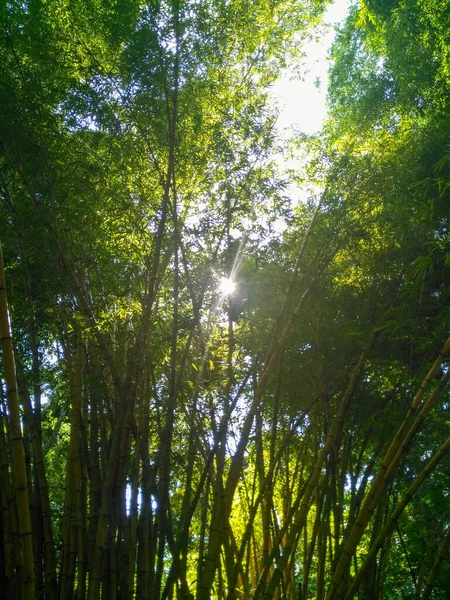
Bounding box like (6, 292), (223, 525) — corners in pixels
(1, 0), (450, 598)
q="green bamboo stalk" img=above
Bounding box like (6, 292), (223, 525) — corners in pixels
(345, 432), (450, 600)
(0, 242), (34, 600)
(256, 334), (376, 600)
(413, 506), (450, 600)
(326, 334), (450, 600)
(18, 376), (57, 600)
(0, 401), (20, 598)
(420, 528), (450, 600)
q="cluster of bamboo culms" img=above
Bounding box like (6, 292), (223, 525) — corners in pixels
(1, 192), (450, 600)
(1, 6), (450, 600)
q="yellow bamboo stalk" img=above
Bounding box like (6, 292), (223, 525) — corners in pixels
(326, 334), (450, 600)
(0, 408), (20, 593)
(421, 529), (450, 600)
(346, 432), (450, 599)
(18, 375), (57, 600)
(256, 334), (376, 600)
(60, 336), (84, 600)
(0, 242), (34, 600)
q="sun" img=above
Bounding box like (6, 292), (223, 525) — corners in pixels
(219, 277), (236, 296)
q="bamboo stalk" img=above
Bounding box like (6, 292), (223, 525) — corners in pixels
(0, 398), (20, 598)
(256, 334), (376, 599)
(17, 374), (57, 600)
(346, 432), (450, 599)
(326, 334), (450, 600)
(0, 242), (34, 600)
(420, 528), (450, 600)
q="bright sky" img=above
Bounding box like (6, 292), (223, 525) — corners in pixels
(267, 0), (352, 209)
(272, 0), (352, 136)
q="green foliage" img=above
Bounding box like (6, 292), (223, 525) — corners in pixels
(1, 0), (450, 599)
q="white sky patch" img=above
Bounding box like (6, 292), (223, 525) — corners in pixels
(272, 0), (353, 137)
(270, 0), (353, 205)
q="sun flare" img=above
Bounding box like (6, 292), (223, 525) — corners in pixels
(219, 277), (236, 296)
